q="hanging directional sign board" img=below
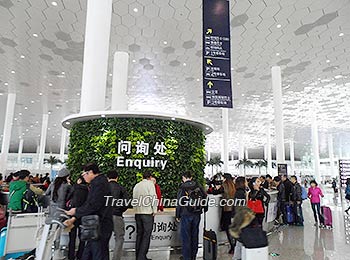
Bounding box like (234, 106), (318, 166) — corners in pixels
(203, 0), (233, 108)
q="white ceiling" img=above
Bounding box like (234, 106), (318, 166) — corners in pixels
(0, 0), (350, 160)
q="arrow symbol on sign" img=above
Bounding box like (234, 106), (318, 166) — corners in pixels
(207, 59), (213, 65)
(206, 28), (213, 34)
(207, 81), (214, 88)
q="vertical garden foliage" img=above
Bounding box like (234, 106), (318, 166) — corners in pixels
(67, 118), (206, 200)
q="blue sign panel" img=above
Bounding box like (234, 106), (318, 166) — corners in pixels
(203, 0), (233, 108)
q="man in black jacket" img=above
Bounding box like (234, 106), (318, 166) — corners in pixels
(290, 175), (304, 226)
(107, 170), (129, 260)
(273, 176), (286, 225)
(176, 171), (207, 260)
(65, 163), (113, 260)
(282, 175), (293, 202)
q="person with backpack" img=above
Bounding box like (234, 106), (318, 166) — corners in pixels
(176, 171), (207, 260)
(68, 176), (89, 260)
(107, 170), (129, 260)
(132, 171), (157, 260)
(308, 180), (324, 227)
(344, 178), (350, 215)
(8, 170), (41, 213)
(290, 175), (304, 226)
(45, 167), (73, 210)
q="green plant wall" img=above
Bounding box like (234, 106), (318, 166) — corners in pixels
(67, 118), (206, 200)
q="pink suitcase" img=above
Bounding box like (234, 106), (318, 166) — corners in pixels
(321, 206), (333, 228)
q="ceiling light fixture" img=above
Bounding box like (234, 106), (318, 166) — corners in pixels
(30, 100), (35, 103)
(65, 122), (71, 125)
(326, 60), (330, 63)
(20, 55), (25, 59)
(39, 92), (43, 96)
(33, 33), (38, 37)
(276, 24), (282, 28)
(183, 63), (187, 66)
(19, 113), (22, 116)
(24, 106), (28, 110)
(109, 73), (112, 77)
(133, 8), (138, 12)
(49, 83), (53, 86)
(163, 41), (168, 45)
(196, 79), (200, 81)
(77, 93), (80, 96)
(51, 1), (58, 6)
(61, 72), (65, 75)
(171, 117), (176, 120)
(101, 114), (106, 118)
(339, 32), (344, 37)
(11, 70), (15, 74)
(276, 53), (280, 56)
(0, 93), (3, 96)
(4, 82), (8, 86)
(65, 100), (69, 103)
(132, 59), (136, 63)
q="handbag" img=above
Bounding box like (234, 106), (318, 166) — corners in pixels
(80, 215), (100, 241)
(247, 199), (264, 214)
(239, 226), (268, 249)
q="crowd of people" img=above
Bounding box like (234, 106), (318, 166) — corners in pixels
(1, 164), (346, 260)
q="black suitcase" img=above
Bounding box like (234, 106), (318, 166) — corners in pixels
(203, 213), (217, 260)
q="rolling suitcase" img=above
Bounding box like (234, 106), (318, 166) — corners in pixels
(285, 205), (294, 224)
(203, 213), (217, 260)
(321, 206), (333, 228)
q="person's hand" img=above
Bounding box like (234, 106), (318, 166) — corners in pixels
(65, 208), (76, 216)
(176, 218), (180, 223)
(297, 201), (301, 205)
(63, 217), (76, 227)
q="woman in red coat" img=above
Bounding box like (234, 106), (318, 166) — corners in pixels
(151, 177), (164, 212)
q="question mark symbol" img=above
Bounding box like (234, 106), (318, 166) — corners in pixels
(126, 225), (136, 239)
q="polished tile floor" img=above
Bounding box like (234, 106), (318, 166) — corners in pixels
(120, 186), (350, 260)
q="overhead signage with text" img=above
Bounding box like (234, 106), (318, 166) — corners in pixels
(339, 159), (350, 188)
(203, 0), (233, 108)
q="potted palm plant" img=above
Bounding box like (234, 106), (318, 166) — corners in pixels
(206, 156), (223, 176)
(44, 155), (63, 173)
(255, 160), (267, 175)
(236, 158), (254, 176)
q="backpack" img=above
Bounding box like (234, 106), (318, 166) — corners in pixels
(22, 184), (39, 213)
(184, 186), (204, 213)
(301, 186), (308, 200)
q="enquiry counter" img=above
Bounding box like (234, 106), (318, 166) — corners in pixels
(119, 191), (278, 249)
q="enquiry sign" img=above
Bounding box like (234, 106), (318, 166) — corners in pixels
(116, 140), (169, 170)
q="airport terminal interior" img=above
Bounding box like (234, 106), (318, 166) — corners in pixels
(1, 0), (350, 259)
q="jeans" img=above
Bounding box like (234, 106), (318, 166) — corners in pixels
(180, 214), (201, 260)
(112, 216), (125, 260)
(293, 203), (304, 225)
(68, 224), (85, 260)
(311, 203), (324, 224)
(81, 232), (112, 260)
(135, 214), (154, 260)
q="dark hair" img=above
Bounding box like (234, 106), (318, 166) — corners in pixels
(18, 170), (30, 180)
(182, 171), (192, 179)
(347, 178), (350, 185)
(310, 180), (318, 186)
(260, 176), (266, 180)
(248, 177), (259, 191)
(266, 174), (272, 179)
(107, 170), (118, 179)
(0, 174), (2, 181)
(290, 175), (297, 181)
(142, 172), (152, 179)
(235, 177), (246, 189)
(83, 163), (100, 174)
(273, 176), (281, 182)
(53, 176), (68, 201)
(223, 173), (233, 181)
(77, 176), (87, 185)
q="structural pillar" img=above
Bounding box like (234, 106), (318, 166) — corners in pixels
(112, 52), (129, 111)
(264, 145), (267, 160)
(38, 114), (49, 170)
(245, 149), (249, 160)
(328, 134), (336, 178)
(267, 124), (272, 176)
(0, 93), (16, 173)
(311, 116), (321, 182)
(222, 108), (229, 173)
(272, 66), (285, 163)
(17, 138), (24, 169)
(290, 140), (295, 176)
(79, 0), (113, 113)
(59, 128), (67, 162)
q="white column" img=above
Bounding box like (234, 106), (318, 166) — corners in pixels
(79, 0), (113, 113)
(112, 52), (129, 111)
(0, 93), (16, 173)
(38, 114), (49, 170)
(17, 138), (24, 169)
(290, 140), (295, 176)
(272, 66), (285, 163)
(207, 150), (211, 161)
(267, 124), (272, 176)
(311, 116), (321, 182)
(222, 108), (229, 173)
(59, 128), (67, 162)
(245, 149), (249, 160)
(238, 139), (244, 176)
(264, 145), (267, 160)
(328, 134), (336, 178)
